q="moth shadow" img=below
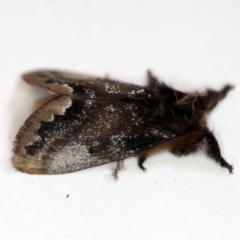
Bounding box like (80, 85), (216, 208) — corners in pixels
(8, 78), (47, 142)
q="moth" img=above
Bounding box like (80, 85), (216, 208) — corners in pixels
(12, 70), (234, 178)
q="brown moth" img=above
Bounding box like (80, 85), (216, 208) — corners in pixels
(12, 70), (234, 178)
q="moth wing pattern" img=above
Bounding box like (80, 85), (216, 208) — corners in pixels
(13, 69), (234, 176)
(13, 93), (176, 174)
(23, 70), (157, 100)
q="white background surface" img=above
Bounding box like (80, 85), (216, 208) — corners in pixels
(1, 1), (240, 239)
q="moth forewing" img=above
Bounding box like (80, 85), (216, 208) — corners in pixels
(13, 93), (175, 174)
(22, 70), (158, 101)
(13, 95), (72, 173)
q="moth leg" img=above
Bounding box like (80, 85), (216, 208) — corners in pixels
(112, 160), (124, 180)
(202, 129), (233, 173)
(138, 156), (147, 172)
(206, 85), (234, 112)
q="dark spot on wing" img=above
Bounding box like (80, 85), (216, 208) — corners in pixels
(25, 99), (85, 156)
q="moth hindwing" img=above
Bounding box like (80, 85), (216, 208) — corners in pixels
(13, 70), (234, 178)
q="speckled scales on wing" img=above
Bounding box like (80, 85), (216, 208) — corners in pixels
(13, 94), (175, 174)
(23, 70), (157, 100)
